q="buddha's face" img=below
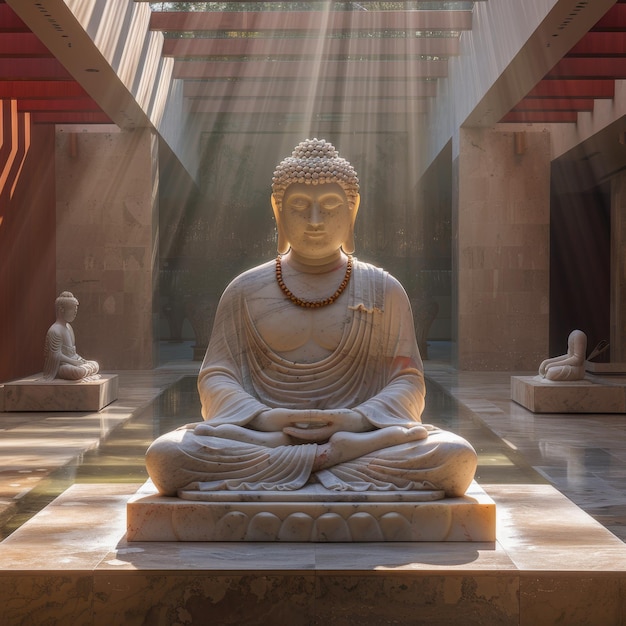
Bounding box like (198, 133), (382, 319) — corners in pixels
(61, 303), (78, 323)
(273, 182), (357, 259)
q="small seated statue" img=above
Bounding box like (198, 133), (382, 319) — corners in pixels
(538, 329), (587, 382)
(43, 291), (100, 381)
(146, 139), (477, 499)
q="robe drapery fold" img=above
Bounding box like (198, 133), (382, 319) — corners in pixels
(198, 259), (425, 429)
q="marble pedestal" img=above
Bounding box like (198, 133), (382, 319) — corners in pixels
(0, 374), (118, 412)
(511, 375), (626, 413)
(127, 481), (495, 542)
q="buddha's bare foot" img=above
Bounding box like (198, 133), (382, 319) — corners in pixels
(313, 425), (428, 471)
(193, 423), (291, 447)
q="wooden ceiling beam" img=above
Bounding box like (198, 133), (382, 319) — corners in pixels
(591, 4), (626, 31)
(173, 58), (447, 80)
(567, 31), (626, 56)
(30, 112), (112, 124)
(526, 79), (615, 98)
(149, 11), (472, 33)
(548, 57), (626, 79)
(162, 36), (459, 59)
(17, 98), (102, 112)
(0, 58), (72, 80)
(183, 79), (437, 99)
(509, 98), (594, 112)
(500, 111), (579, 123)
(0, 32), (51, 57)
(0, 80), (88, 99)
(187, 98), (428, 114)
(0, 4), (28, 33)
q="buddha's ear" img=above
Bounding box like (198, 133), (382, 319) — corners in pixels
(342, 193), (360, 255)
(351, 193), (360, 219)
(271, 194), (290, 254)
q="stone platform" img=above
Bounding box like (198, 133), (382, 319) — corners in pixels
(511, 375), (626, 413)
(2, 482), (626, 624)
(127, 482), (495, 542)
(0, 373), (118, 412)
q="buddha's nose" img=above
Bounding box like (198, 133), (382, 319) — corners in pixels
(310, 201), (322, 225)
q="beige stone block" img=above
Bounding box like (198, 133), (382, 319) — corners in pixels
(94, 574), (316, 625)
(520, 577), (622, 626)
(0, 574), (93, 625)
(315, 574), (519, 624)
(0, 374), (118, 412)
(511, 376), (626, 413)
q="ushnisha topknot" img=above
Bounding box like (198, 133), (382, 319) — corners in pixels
(271, 138), (359, 207)
(55, 291), (79, 310)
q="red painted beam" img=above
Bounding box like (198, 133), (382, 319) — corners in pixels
(548, 57), (626, 79)
(0, 99), (19, 191)
(0, 33), (52, 57)
(0, 81), (88, 99)
(17, 98), (102, 112)
(568, 32), (626, 57)
(173, 58), (447, 80)
(150, 11), (472, 33)
(500, 111), (579, 123)
(526, 79), (615, 98)
(511, 98), (594, 112)
(162, 36), (460, 59)
(592, 4), (626, 31)
(0, 58), (72, 80)
(31, 112), (113, 124)
(0, 5), (29, 33)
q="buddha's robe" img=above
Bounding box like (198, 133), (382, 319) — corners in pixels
(43, 323), (99, 381)
(147, 260), (476, 497)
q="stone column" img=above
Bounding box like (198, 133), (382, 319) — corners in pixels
(453, 127), (550, 370)
(611, 172), (626, 362)
(55, 128), (159, 370)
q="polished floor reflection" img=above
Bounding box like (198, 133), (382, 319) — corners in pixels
(1, 341), (626, 542)
(425, 344), (626, 542)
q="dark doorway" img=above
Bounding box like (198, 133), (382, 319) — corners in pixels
(549, 178), (610, 360)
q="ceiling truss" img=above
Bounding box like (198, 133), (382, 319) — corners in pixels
(0, 1), (624, 127)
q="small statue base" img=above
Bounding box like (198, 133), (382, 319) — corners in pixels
(0, 374), (118, 412)
(511, 375), (626, 414)
(127, 482), (495, 542)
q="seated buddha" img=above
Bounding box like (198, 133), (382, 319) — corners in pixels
(538, 329), (587, 382)
(43, 291), (100, 381)
(146, 139), (477, 498)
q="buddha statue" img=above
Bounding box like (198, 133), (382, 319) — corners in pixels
(538, 329), (587, 382)
(43, 291), (100, 381)
(146, 139), (477, 498)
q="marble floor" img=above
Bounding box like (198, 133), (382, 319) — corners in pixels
(2, 341), (626, 623)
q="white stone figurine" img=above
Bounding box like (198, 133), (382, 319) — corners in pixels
(146, 139), (477, 498)
(43, 291), (99, 381)
(538, 329), (587, 382)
